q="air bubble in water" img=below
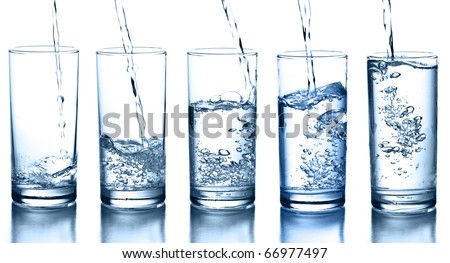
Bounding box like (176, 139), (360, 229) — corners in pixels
(218, 149), (230, 156)
(390, 72), (401, 78)
(416, 133), (426, 141)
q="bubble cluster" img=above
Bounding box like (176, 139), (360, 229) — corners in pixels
(371, 60), (427, 158)
(190, 100), (256, 187)
(299, 145), (346, 190)
(279, 82), (347, 191)
(12, 154), (76, 188)
(314, 108), (347, 140)
(100, 135), (165, 191)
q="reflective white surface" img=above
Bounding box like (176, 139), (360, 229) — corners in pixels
(0, 0), (449, 247)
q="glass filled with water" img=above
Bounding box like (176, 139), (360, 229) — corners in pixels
(278, 50), (348, 212)
(368, 52), (438, 214)
(9, 45), (79, 208)
(96, 47), (167, 209)
(188, 47), (257, 209)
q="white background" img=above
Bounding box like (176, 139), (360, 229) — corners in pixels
(0, 0), (449, 257)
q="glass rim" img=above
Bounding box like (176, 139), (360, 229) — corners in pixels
(9, 45), (79, 54)
(367, 51), (438, 60)
(277, 50), (347, 59)
(96, 46), (166, 55)
(187, 47), (257, 56)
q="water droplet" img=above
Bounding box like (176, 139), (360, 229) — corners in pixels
(416, 133), (426, 141)
(236, 147), (242, 152)
(218, 149), (230, 156)
(200, 148), (210, 154)
(390, 72), (401, 78)
(400, 106), (414, 117)
(380, 146), (399, 153)
(384, 85), (397, 94)
(57, 95), (64, 104)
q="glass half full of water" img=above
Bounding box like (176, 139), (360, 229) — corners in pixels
(9, 45), (79, 208)
(368, 51), (438, 214)
(188, 47), (258, 209)
(96, 47), (167, 209)
(277, 50), (348, 212)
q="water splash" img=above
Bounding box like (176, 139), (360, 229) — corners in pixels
(382, 0), (395, 58)
(278, 82), (347, 191)
(297, 0), (317, 98)
(114, 0), (148, 145)
(100, 135), (165, 190)
(220, 0), (255, 103)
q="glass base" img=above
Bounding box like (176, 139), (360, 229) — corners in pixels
(371, 188), (436, 214)
(101, 187), (165, 210)
(280, 188), (345, 213)
(12, 186), (76, 208)
(190, 186), (255, 210)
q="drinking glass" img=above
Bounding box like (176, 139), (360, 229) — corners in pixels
(188, 47), (257, 209)
(9, 45), (79, 208)
(368, 51), (438, 213)
(97, 47), (167, 209)
(278, 50), (348, 212)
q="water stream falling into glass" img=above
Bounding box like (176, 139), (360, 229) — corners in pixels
(297, 0), (317, 98)
(382, 0), (394, 58)
(220, 0), (255, 103)
(52, 0), (71, 159)
(114, 0), (148, 146)
(52, 0), (65, 140)
(382, 0), (395, 58)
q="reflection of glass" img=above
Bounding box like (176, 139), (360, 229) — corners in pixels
(11, 202), (76, 243)
(190, 204), (255, 243)
(101, 204), (165, 243)
(371, 208), (436, 243)
(280, 207), (345, 243)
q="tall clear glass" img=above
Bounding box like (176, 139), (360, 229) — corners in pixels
(96, 47), (167, 209)
(368, 51), (438, 214)
(277, 50), (348, 212)
(188, 47), (257, 209)
(9, 45), (79, 208)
